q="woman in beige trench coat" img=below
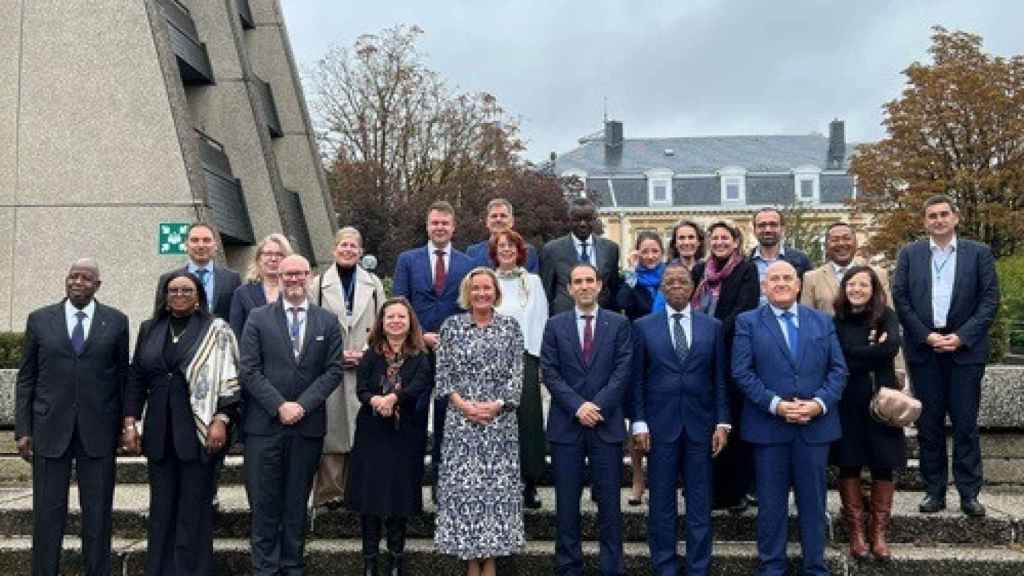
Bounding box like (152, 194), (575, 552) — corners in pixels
(311, 226), (386, 510)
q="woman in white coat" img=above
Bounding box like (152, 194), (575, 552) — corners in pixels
(311, 226), (386, 510)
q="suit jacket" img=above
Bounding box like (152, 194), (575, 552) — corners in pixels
(392, 246), (473, 333)
(15, 300), (130, 458)
(631, 310), (728, 444)
(540, 234), (620, 315)
(465, 240), (540, 273)
(749, 246), (813, 280)
(731, 304), (847, 445)
(690, 258), (760, 346)
(893, 238), (999, 365)
(541, 307), (632, 445)
(229, 282), (267, 339)
(239, 299), (345, 438)
(800, 258), (891, 316)
(156, 264), (242, 321)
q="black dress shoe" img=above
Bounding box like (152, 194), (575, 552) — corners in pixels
(745, 493), (759, 507)
(523, 485), (542, 510)
(961, 498), (986, 517)
(918, 494), (946, 513)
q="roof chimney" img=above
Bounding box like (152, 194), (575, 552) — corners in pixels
(828, 119), (845, 169)
(604, 120), (623, 165)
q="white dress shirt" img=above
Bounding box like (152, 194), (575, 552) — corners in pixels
(285, 299), (309, 355)
(574, 235), (596, 266)
(427, 242), (452, 284)
(495, 271), (548, 357)
(574, 305), (598, 349)
(65, 299), (96, 340)
(767, 303), (827, 417)
(930, 236), (957, 329)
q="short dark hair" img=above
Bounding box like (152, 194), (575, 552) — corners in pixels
(753, 207), (784, 226)
(569, 262), (599, 281)
(634, 230), (664, 252)
(706, 220), (743, 246)
(568, 197), (596, 217)
(427, 200), (456, 219)
(825, 221), (854, 239)
(923, 194), (958, 214)
(187, 222), (216, 239)
(667, 219), (705, 262)
(660, 262), (694, 288)
(833, 265), (888, 329)
(489, 229), (528, 267)
(367, 297), (426, 355)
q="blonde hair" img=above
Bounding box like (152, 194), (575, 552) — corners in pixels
(457, 267), (502, 310)
(245, 233), (294, 282)
(334, 226), (363, 246)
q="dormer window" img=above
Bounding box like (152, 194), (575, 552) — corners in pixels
(646, 169), (673, 206)
(718, 166), (746, 204)
(793, 165), (821, 203)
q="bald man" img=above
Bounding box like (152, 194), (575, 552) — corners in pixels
(15, 259), (130, 576)
(731, 261), (847, 576)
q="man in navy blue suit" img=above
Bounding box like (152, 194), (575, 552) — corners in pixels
(392, 200), (473, 496)
(732, 261), (847, 576)
(631, 264), (729, 576)
(464, 198), (540, 272)
(893, 194), (999, 517)
(541, 263), (632, 576)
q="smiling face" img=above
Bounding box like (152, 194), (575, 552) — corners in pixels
(825, 224), (857, 266)
(637, 238), (663, 269)
(65, 263), (101, 308)
(381, 302), (411, 340)
(844, 271), (873, 309)
(660, 266), (694, 310)
(166, 275), (199, 317)
(426, 209), (455, 248)
(279, 255), (311, 305)
(334, 234), (362, 268)
(259, 240), (286, 278)
(468, 272), (497, 313)
(708, 225), (738, 260)
(186, 225), (217, 266)
(762, 261), (801, 309)
(494, 235), (520, 270)
(486, 203), (514, 236)
(674, 224), (700, 260)
(924, 201), (959, 241)
(568, 265), (602, 309)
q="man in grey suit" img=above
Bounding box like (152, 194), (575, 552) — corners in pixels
(15, 258), (130, 576)
(155, 222), (242, 320)
(240, 255), (344, 576)
(541, 197), (621, 314)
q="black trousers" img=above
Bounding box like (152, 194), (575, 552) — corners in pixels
(245, 431), (324, 576)
(909, 354), (985, 499)
(32, 425), (115, 576)
(145, 445), (217, 576)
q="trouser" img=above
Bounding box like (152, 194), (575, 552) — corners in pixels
(648, 430), (712, 576)
(145, 448), (217, 576)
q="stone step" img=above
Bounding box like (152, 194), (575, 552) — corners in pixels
(1, 485), (1020, 546)
(1, 536), (1023, 576)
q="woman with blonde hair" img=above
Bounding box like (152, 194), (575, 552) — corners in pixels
(311, 226), (386, 510)
(228, 233), (293, 338)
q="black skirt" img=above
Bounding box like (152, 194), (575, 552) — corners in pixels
(344, 404), (426, 517)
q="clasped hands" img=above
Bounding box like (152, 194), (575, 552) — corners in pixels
(456, 395), (502, 425)
(370, 393), (399, 417)
(118, 416), (229, 456)
(631, 427), (729, 458)
(776, 399), (823, 424)
(926, 331), (961, 353)
(576, 401), (604, 428)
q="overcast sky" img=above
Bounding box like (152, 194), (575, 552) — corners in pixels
(281, 0), (1024, 163)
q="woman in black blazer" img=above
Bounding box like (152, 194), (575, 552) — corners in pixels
(690, 221), (760, 511)
(123, 271), (240, 576)
(228, 233), (293, 338)
(345, 297), (432, 576)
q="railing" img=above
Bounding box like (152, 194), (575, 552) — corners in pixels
(195, 131), (254, 244)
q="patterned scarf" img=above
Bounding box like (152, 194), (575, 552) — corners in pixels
(383, 347), (405, 427)
(692, 251), (743, 312)
(186, 318), (240, 447)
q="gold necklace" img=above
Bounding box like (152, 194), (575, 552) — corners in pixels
(169, 322), (187, 344)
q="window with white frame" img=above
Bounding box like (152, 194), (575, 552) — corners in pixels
(646, 170), (673, 206)
(793, 165), (820, 204)
(719, 166), (746, 204)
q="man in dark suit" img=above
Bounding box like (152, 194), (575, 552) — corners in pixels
(541, 197), (620, 315)
(15, 258), (130, 576)
(392, 200), (473, 495)
(240, 255), (344, 576)
(464, 197), (540, 272)
(541, 263), (632, 576)
(893, 194), (999, 517)
(750, 207), (812, 306)
(631, 264), (729, 576)
(155, 222), (241, 320)
(732, 260), (847, 576)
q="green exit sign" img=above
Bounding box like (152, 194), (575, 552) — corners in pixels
(159, 223), (190, 255)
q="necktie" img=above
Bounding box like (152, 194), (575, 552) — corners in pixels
(71, 311), (86, 355)
(433, 250), (447, 296)
(579, 242), (590, 264)
(782, 311), (799, 360)
(672, 312), (689, 362)
(581, 314), (594, 365)
(195, 268), (212, 307)
(289, 307), (304, 357)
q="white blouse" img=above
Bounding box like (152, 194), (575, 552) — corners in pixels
(495, 270), (548, 357)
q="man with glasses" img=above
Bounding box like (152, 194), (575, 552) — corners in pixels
(750, 208), (811, 306)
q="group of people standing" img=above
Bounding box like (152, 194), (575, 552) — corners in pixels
(13, 190), (999, 576)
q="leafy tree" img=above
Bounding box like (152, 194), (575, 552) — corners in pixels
(780, 201), (825, 266)
(849, 27), (1024, 258)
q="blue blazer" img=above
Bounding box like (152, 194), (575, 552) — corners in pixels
(392, 246), (473, 333)
(541, 308), (632, 445)
(229, 282), (268, 339)
(631, 310), (728, 444)
(465, 240), (540, 273)
(731, 304), (847, 445)
(893, 238), (1000, 365)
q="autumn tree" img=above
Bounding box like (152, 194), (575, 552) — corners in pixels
(850, 27), (1024, 258)
(310, 25), (571, 272)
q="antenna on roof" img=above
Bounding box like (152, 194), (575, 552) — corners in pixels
(603, 97), (608, 123)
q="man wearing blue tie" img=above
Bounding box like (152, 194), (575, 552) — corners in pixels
(541, 263), (632, 576)
(155, 223), (242, 321)
(631, 264), (729, 576)
(732, 261), (847, 576)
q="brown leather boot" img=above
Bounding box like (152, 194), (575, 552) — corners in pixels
(869, 480), (895, 562)
(838, 477), (870, 560)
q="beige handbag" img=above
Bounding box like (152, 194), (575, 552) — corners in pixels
(869, 374), (921, 427)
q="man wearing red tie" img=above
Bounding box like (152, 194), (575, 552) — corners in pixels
(541, 264), (632, 576)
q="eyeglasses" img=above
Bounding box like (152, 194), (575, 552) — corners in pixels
(167, 288), (196, 296)
(281, 271), (309, 280)
(261, 251), (285, 259)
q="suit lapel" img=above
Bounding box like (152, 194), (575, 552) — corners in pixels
(760, 306), (796, 368)
(587, 309), (611, 371)
(948, 241), (967, 318)
(81, 303), (107, 355)
(297, 308), (317, 366)
(273, 300), (298, 366)
(655, 311), (685, 370)
(350, 268), (374, 331)
(565, 313), (585, 370)
(796, 306), (813, 368)
(50, 304), (74, 355)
